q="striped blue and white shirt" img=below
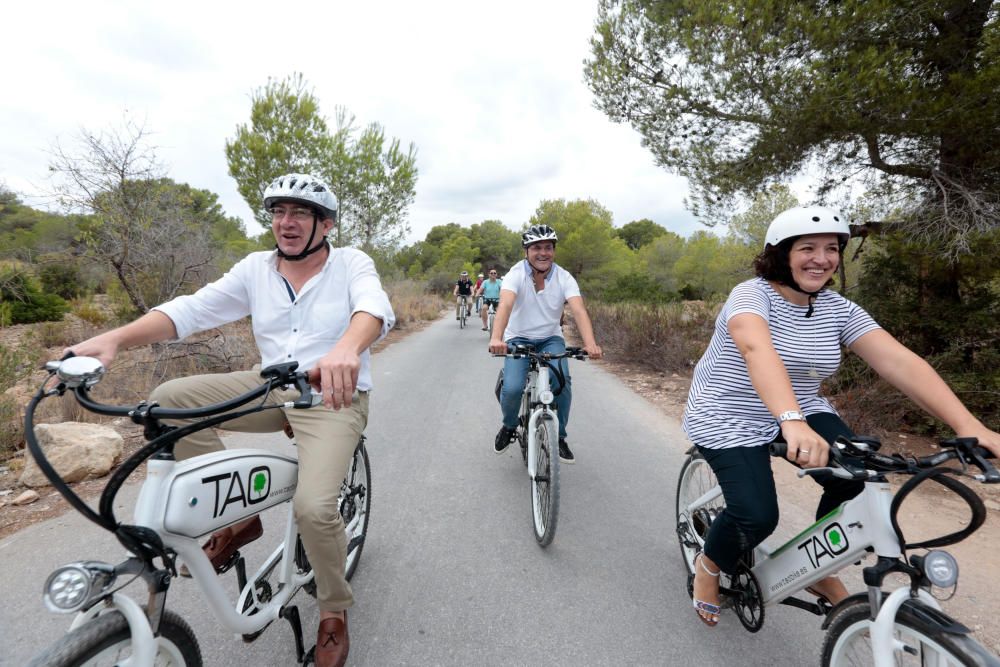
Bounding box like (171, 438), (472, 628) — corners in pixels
(682, 278), (881, 450)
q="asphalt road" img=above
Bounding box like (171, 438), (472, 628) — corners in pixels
(1, 314), (829, 666)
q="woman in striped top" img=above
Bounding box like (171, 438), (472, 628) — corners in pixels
(683, 206), (1000, 626)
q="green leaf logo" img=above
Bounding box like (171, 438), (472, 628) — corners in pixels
(252, 472), (268, 499)
(829, 530), (841, 546)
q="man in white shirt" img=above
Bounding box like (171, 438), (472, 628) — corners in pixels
(488, 224), (603, 463)
(67, 173), (393, 667)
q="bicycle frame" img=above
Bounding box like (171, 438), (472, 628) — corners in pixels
(681, 463), (962, 666)
(522, 361), (558, 479)
(26, 358), (370, 666)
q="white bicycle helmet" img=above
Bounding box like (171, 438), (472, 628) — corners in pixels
(522, 224), (558, 247)
(263, 173), (338, 220)
(764, 206), (850, 248)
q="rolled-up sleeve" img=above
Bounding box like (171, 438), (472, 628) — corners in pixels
(346, 250), (395, 342)
(153, 260), (252, 340)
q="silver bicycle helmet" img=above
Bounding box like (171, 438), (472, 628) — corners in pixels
(764, 206), (850, 248)
(263, 173), (338, 221)
(522, 224), (558, 247)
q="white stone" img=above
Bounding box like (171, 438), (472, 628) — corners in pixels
(20, 422), (124, 488)
(13, 489), (40, 505)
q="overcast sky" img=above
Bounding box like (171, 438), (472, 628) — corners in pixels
(1, 0), (701, 244)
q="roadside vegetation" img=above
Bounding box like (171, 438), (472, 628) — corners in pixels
(4, 4), (1000, 468)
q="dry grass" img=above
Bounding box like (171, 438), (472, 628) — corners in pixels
(387, 279), (448, 330)
(588, 300), (720, 374)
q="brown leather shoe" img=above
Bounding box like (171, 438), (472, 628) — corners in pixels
(178, 515), (263, 577)
(314, 613), (349, 667)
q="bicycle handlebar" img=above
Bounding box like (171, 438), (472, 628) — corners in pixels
(492, 344), (589, 361)
(769, 436), (999, 483)
(24, 357), (321, 541)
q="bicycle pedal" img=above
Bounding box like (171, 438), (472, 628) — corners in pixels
(217, 551), (244, 575)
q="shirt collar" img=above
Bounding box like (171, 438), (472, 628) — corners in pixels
(523, 259), (554, 282)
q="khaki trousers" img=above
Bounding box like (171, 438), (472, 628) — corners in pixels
(150, 370), (368, 612)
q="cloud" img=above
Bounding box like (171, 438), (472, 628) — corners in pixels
(0, 0), (701, 245)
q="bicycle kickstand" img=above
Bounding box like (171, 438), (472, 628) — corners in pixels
(280, 605), (308, 664)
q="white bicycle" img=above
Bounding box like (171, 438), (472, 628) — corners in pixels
(26, 357), (372, 666)
(675, 434), (1000, 666)
(494, 344), (586, 546)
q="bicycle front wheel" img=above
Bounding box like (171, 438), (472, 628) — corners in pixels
(675, 451), (725, 577)
(29, 608), (201, 667)
(530, 412), (560, 546)
(822, 599), (995, 666)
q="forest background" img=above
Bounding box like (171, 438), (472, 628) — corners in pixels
(1, 0), (999, 469)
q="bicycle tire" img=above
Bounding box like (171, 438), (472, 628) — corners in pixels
(675, 452), (725, 577)
(488, 309), (495, 334)
(822, 598), (996, 666)
(29, 608), (202, 667)
(530, 412), (560, 546)
(297, 438), (371, 594)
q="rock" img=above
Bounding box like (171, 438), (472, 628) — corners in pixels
(19, 422), (124, 488)
(13, 489), (40, 505)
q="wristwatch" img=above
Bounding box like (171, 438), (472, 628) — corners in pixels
(778, 410), (806, 423)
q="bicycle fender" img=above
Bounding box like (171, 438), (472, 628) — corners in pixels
(68, 593), (158, 666)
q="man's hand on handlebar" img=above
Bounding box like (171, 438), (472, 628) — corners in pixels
(489, 337), (507, 356)
(308, 346), (361, 410)
(582, 342), (603, 360)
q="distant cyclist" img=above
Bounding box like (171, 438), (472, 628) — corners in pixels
(478, 269), (502, 330)
(454, 270), (474, 320)
(474, 273), (485, 313)
(488, 224), (603, 463)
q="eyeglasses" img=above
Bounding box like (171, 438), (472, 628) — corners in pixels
(489, 272), (497, 275)
(270, 206), (315, 223)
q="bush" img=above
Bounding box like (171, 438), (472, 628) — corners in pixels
(0, 270), (69, 324)
(602, 273), (676, 304)
(589, 300), (719, 372)
(38, 263), (84, 300)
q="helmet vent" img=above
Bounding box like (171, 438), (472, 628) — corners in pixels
(812, 216), (820, 221)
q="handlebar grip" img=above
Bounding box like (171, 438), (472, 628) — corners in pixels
(769, 442), (788, 458)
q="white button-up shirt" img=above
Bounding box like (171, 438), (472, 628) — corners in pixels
(154, 245), (395, 390)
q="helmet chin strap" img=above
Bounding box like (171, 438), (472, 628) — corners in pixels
(275, 216), (328, 261)
(785, 281), (820, 318)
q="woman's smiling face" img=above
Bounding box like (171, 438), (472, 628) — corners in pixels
(788, 233), (841, 292)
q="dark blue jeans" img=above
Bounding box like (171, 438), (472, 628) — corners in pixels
(698, 412), (864, 574)
(499, 336), (572, 439)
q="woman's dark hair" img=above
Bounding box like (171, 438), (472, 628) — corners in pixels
(753, 236), (842, 289)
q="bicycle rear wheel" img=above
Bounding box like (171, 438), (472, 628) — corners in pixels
(822, 599), (994, 666)
(675, 451), (725, 576)
(29, 608), (201, 667)
(530, 412), (560, 546)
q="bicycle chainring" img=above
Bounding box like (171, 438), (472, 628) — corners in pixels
(729, 564), (765, 632)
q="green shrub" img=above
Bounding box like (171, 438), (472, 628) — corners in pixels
(0, 270), (69, 324)
(38, 263), (84, 300)
(71, 299), (111, 327)
(602, 273), (676, 304)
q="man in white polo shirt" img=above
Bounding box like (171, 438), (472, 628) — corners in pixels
(488, 224), (603, 462)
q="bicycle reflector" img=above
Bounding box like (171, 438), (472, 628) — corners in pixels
(539, 389), (554, 405)
(43, 562), (114, 613)
(921, 550), (959, 588)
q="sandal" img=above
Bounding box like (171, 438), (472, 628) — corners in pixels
(693, 553), (721, 626)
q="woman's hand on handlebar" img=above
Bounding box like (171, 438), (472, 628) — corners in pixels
(952, 423), (1000, 459)
(780, 420), (830, 468)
